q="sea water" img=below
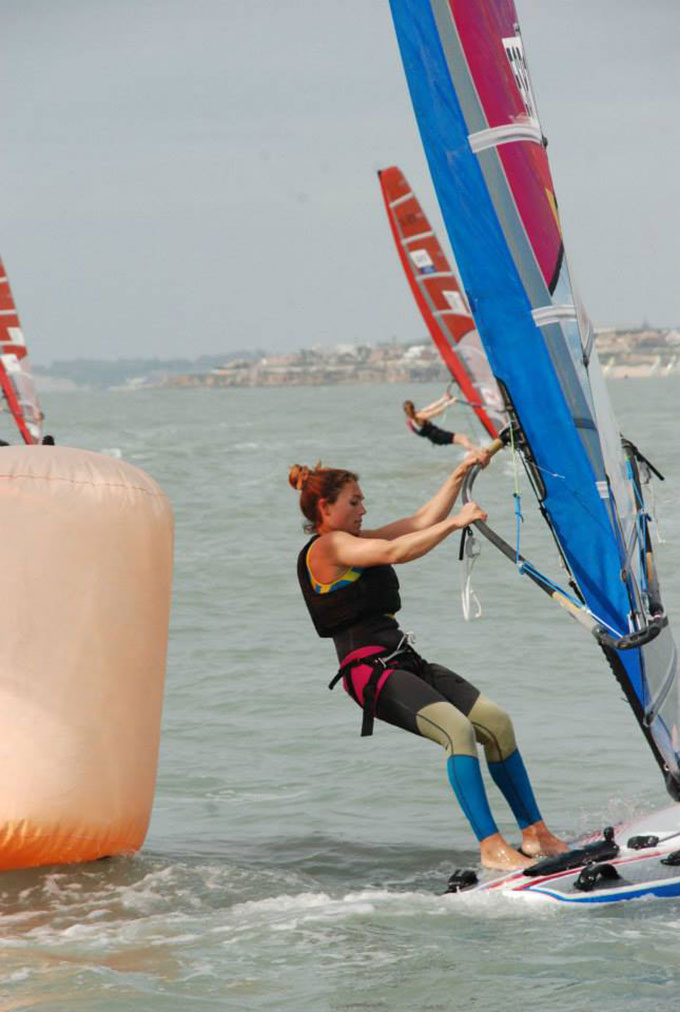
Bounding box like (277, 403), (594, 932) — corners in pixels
(1, 379), (679, 1011)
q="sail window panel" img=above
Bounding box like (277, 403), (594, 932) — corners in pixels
(536, 319), (606, 482)
(586, 352), (640, 545)
(612, 633), (680, 781)
(585, 354), (649, 624)
(455, 332), (507, 432)
(639, 628), (680, 776)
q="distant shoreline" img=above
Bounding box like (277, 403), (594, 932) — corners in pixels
(161, 329), (679, 389)
(34, 327), (680, 390)
(161, 366), (679, 389)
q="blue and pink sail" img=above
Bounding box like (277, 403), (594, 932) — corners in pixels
(388, 0), (680, 795)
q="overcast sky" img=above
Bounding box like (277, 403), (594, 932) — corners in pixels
(2, 0), (679, 364)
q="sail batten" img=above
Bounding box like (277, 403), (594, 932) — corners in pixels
(389, 0), (680, 793)
(468, 122), (544, 151)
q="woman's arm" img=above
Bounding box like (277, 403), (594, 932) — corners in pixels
(416, 392), (457, 422)
(364, 450), (490, 540)
(316, 500), (487, 570)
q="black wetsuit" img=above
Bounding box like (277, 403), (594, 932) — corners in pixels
(410, 420), (455, 446)
(297, 536), (543, 840)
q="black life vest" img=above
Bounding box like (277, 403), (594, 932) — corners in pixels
(297, 535), (401, 639)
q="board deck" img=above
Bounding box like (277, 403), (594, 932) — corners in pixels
(451, 805), (680, 905)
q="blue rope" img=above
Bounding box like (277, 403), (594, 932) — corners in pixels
(513, 492), (523, 564)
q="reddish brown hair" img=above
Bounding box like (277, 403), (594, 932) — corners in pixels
(288, 463), (358, 533)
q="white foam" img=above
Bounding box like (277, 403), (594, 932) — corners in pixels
(217, 884), (550, 936)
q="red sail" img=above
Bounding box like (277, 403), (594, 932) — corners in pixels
(0, 259), (43, 444)
(378, 167), (504, 438)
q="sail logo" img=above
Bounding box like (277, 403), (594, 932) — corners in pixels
(502, 34), (539, 124)
(442, 290), (470, 316)
(409, 248), (435, 274)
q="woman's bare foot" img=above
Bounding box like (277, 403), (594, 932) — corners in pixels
(480, 833), (534, 871)
(520, 820), (570, 858)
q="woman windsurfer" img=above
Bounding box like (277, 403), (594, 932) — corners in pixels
(403, 396), (477, 451)
(289, 457), (567, 871)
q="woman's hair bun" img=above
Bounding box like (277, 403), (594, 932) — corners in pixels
(288, 464), (310, 492)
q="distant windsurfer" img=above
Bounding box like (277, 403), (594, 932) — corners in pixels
(289, 458), (567, 871)
(403, 393), (477, 451)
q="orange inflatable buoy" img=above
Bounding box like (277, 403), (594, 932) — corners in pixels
(0, 446), (173, 870)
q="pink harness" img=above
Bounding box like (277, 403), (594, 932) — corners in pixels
(340, 646), (395, 705)
(329, 645), (397, 736)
